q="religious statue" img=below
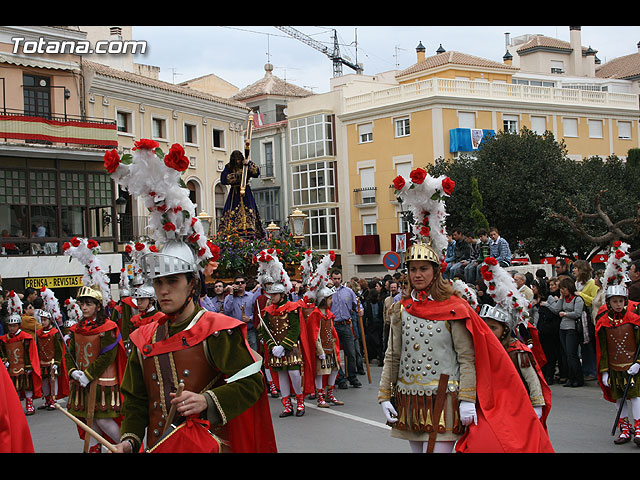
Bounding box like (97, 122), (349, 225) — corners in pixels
(217, 149), (265, 239)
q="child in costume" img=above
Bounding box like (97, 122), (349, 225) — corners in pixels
(305, 252), (344, 408)
(0, 291), (42, 415)
(595, 241), (640, 446)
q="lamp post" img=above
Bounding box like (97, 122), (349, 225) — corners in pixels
(197, 211), (213, 238)
(288, 208), (308, 244)
(266, 221), (280, 238)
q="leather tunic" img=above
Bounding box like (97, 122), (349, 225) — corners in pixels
(606, 322), (637, 371)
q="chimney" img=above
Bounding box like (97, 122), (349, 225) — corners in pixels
(416, 42), (426, 63)
(569, 26), (582, 76)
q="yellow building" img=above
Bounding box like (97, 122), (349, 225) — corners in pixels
(289, 27), (640, 279)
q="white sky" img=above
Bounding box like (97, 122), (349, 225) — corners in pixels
(131, 26), (640, 94)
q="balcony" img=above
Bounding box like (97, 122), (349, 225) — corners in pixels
(353, 186), (377, 207)
(0, 110), (117, 149)
(343, 77), (639, 113)
(354, 234), (380, 255)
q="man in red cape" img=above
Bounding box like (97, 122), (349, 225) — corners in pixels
(402, 295), (554, 453)
(0, 363), (34, 452)
(36, 312), (70, 409)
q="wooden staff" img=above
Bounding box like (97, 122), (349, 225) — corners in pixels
(83, 380), (98, 453)
(240, 112), (254, 196)
(357, 297), (371, 384)
(162, 380), (185, 436)
(55, 403), (118, 453)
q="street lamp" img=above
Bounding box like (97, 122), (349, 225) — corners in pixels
(288, 208), (307, 244)
(266, 221), (280, 237)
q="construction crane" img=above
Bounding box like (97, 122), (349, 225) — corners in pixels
(274, 26), (363, 77)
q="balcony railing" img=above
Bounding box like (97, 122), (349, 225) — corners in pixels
(344, 77), (639, 113)
(353, 186), (377, 207)
(0, 110), (117, 148)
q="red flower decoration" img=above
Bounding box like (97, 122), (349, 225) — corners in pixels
(70, 237), (81, 247)
(163, 222), (176, 232)
(103, 149), (121, 174)
(440, 260), (447, 274)
(392, 175), (406, 191)
(484, 257), (498, 266)
(133, 138), (159, 151)
(62, 242), (71, 251)
(125, 245), (132, 253)
(442, 177), (455, 196)
(135, 242), (145, 251)
(149, 245), (158, 253)
(164, 143), (190, 172)
(615, 249), (625, 259)
(420, 226), (431, 237)
(409, 168), (427, 185)
(614, 240), (622, 248)
(87, 239), (99, 249)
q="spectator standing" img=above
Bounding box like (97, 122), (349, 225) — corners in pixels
(330, 269), (363, 388)
(514, 273), (534, 301)
(538, 278), (566, 385)
(223, 275), (259, 352)
(363, 281), (384, 366)
(488, 227), (511, 267)
(628, 260), (640, 302)
(555, 259), (575, 280)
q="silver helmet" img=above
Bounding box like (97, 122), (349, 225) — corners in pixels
(315, 286), (337, 306)
(479, 304), (515, 331)
(7, 313), (22, 325)
(133, 282), (157, 300)
(265, 282), (287, 295)
(606, 284), (628, 299)
(140, 240), (198, 280)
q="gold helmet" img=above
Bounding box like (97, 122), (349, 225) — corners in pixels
(405, 238), (440, 265)
(76, 285), (103, 303)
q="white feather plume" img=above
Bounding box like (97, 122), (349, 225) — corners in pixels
(62, 237), (111, 306)
(6, 290), (22, 315)
(451, 279), (478, 312)
(256, 248), (293, 293)
(300, 250), (314, 287)
(40, 287), (63, 323)
(393, 169), (454, 259)
(602, 241), (631, 292)
(64, 297), (83, 323)
(305, 252), (335, 302)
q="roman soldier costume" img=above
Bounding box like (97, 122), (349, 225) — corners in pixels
(129, 282), (163, 331)
(378, 169), (553, 453)
(0, 291), (42, 416)
(595, 241), (640, 445)
(110, 138), (276, 453)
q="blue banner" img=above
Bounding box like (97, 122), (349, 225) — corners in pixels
(449, 128), (494, 153)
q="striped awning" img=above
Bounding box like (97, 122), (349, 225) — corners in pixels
(0, 52), (81, 72)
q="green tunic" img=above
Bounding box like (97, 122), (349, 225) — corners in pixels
(119, 306), (264, 452)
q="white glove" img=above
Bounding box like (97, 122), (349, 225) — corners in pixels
(381, 400), (398, 423)
(52, 364), (58, 374)
(272, 345), (285, 358)
(628, 363), (640, 376)
(459, 400), (477, 426)
(4, 361), (9, 368)
(602, 372), (609, 386)
(318, 353), (326, 360)
(78, 372), (90, 387)
(71, 370), (83, 381)
(534, 406), (543, 419)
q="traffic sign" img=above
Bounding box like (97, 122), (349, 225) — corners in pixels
(383, 251), (401, 270)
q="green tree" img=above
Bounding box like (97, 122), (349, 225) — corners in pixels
(469, 177), (489, 234)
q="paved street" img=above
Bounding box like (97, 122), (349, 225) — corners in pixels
(24, 360), (638, 454)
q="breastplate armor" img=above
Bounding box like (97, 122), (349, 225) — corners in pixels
(397, 309), (460, 396)
(267, 313), (302, 369)
(38, 334), (56, 366)
(320, 316), (335, 354)
(74, 332), (118, 386)
(142, 328), (227, 449)
(5, 341), (26, 376)
(606, 322), (637, 371)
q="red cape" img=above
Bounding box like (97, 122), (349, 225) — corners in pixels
(129, 310), (277, 453)
(0, 363), (33, 453)
(0, 330), (42, 398)
(506, 338), (552, 431)
(401, 295), (554, 453)
(130, 310), (164, 329)
(263, 301), (315, 396)
(305, 307), (341, 388)
(36, 327), (70, 400)
(526, 323), (548, 369)
(594, 303), (640, 403)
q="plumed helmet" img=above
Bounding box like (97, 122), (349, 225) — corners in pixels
(315, 286), (336, 304)
(606, 284), (628, 299)
(140, 240), (198, 279)
(7, 313), (22, 325)
(133, 282), (157, 300)
(265, 282), (287, 295)
(603, 242), (631, 300)
(39, 310), (52, 321)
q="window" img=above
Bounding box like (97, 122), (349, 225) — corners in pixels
(503, 114), (519, 133)
(116, 110), (132, 133)
(458, 112), (475, 129)
(184, 123), (197, 144)
(254, 188), (280, 224)
(358, 167), (376, 204)
(152, 117), (166, 139)
(358, 123), (373, 143)
(292, 162), (336, 206)
(396, 161), (412, 179)
(395, 117), (410, 137)
(276, 104), (287, 122)
(212, 128), (225, 149)
(290, 114), (334, 161)
(531, 116), (547, 135)
(563, 117), (578, 137)
(23, 74), (51, 118)
(305, 207), (338, 250)
(551, 60), (564, 74)
(618, 121), (632, 140)
(362, 214), (377, 235)
(261, 141), (274, 178)
(588, 119), (603, 139)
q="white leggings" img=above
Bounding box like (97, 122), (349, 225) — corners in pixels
(277, 370), (302, 398)
(41, 377), (58, 397)
(617, 396), (640, 420)
(315, 371), (338, 390)
(409, 440), (455, 453)
(89, 418), (120, 449)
